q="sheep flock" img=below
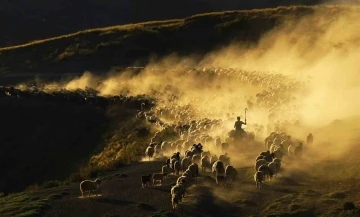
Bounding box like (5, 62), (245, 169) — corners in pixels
(3, 66), (353, 213)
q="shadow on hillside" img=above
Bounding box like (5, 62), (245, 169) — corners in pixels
(0, 94), (142, 194)
(93, 197), (135, 206)
(182, 185), (243, 217)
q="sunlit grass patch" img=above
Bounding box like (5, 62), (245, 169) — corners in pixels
(0, 193), (50, 217)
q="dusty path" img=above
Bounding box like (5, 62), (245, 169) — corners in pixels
(42, 155), (359, 217)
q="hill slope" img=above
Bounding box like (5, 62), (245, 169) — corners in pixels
(0, 87), (154, 194)
(0, 0), (330, 47)
(0, 5), (357, 75)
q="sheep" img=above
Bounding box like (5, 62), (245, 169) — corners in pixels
(171, 152), (181, 162)
(145, 146), (154, 161)
(80, 178), (101, 197)
(176, 176), (188, 186)
(178, 172), (192, 185)
(192, 154), (201, 165)
(288, 142), (303, 158)
(174, 161), (181, 175)
(256, 155), (264, 161)
(264, 153), (276, 163)
(201, 156), (211, 172)
(161, 142), (171, 154)
(176, 183), (186, 199)
(188, 163), (199, 179)
(216, 175), (227, 187)
(255, 159), (268, 171)
(210, 155), (218, 166)
(215, 136), (222, 147)
(171, 190), (181, 210)
(254, 171), (264, 189)
(273, 158), (282, 169)
(152, 173), (167, 186)
(273, 146), (285, 159)
(219, 154), (230, 166)
(181, 157), (191, 172)
(212, 160), (225, 177)
(185, 149), (193, 158)
(268, 162), (279, 177)
(154, 144), (162, 156)
(170, 158), (177, 171)
(221, 143), (229, 153)
(260, 150), (270, 156)
(183, 169), (193, 181)
(162, 164), (172, 178)
(201, 151), (211, 158)
(141, 174), (152, 188)
(307, 133), (313, 145)
(294, 142), (303, 158)
(258, 165), (273, 180)
(225, 165), (238, 182)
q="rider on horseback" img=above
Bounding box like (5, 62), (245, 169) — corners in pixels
(234, 116), (247, 134)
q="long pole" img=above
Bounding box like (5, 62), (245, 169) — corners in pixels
(245, 108), (248, 122)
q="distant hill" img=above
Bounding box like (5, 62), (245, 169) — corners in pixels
(0, 5), (358, 75)
(0, 0), (339, 47)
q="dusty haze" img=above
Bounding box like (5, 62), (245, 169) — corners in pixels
(18, 5), (360, 162)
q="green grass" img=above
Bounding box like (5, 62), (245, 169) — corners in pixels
(319, 199), (338, 205)
(323, 191), (347, 199)
(0, 193), (50, 217)
(0, 5), (357, 74)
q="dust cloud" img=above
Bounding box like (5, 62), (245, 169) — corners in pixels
(17, 5), (360, 161)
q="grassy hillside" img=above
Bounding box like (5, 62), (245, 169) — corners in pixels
(0, 5), (354, 75)
(0, 0), (328, 47)
(0, 87), (155, 194)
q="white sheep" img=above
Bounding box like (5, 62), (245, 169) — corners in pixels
(181, 157), (191, 172)
(212, 160), (225, 177)
(154, 144), (162, 156)
(254, 171), (264, 189)
(175, 183), (186, 200)
(210, 155), (218, 166)
(145, 146), (154, 161)
(221, 143), (229, 154)
(188, 163), (199, 179)
(219, 154), (230, 166)
(192, 154), (201, 164)
(201, 156), (210, 172)
(177, 175), (191, 187)
(201, 151), (211, 158)
(174, 161), (181, 175)
(255, 159), (268, 171)
(162, 164), (172, 178)
(268, 162), (279, 177)
(215, 137), (222, 147)
(225, 165), (238, 182)
(80, 178), (101, 197)
(171, 185), (182, 209)
(273, 146), (285, 159)
(288, 142), (303, 158)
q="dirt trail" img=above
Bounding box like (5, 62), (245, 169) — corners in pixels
(42, 155), (359, 217)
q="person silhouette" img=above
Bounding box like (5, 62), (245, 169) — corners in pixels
(234, 116), (246, 132)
